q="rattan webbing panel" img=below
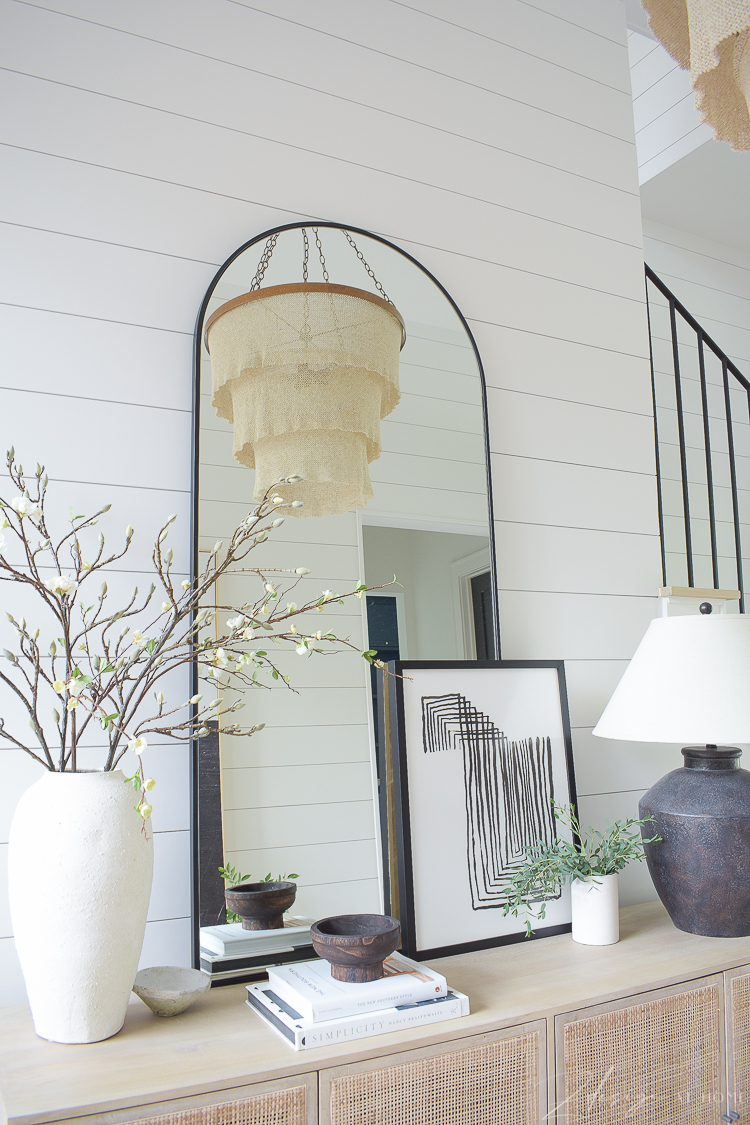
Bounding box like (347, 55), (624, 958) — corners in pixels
(730, 973), (750, 1111)
(328, 1031), (539, 1125)
(562, 985), (721, 1125)
(130, 1086), (306, 1125)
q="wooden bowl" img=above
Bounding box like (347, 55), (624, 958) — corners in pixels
(310, 914), (400, 982)
(224, 881), (297, 930)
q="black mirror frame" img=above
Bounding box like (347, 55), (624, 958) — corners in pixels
(189, 221), (500, 967)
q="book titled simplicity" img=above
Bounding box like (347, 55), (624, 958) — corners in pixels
(266, 951), (447, 1022)
(246, 983), (469, 1050)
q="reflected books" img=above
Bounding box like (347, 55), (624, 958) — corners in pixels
(199, 916), (314, 958)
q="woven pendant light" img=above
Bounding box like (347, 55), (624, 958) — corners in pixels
(205, 230), (405, 518)
(644, 0), (750, 149)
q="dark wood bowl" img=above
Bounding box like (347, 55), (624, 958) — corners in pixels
(310, 914), (400, 982)
(224, 881), (297, 930)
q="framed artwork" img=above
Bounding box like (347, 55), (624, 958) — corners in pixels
(385, 660), (577, 959)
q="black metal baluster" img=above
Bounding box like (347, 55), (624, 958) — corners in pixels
(722, 359), (745, 612)
(645, 278), (667, 587)
(697, 334), (719, 590)
(670, 300), (694, 588)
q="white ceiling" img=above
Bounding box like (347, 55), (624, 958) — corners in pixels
(639, 139), (750, 253)
(625, 0), (750, 254)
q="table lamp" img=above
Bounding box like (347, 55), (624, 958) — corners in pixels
(593, 604), (750, 937)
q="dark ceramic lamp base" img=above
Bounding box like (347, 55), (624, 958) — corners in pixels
(640, 746), (750, 938)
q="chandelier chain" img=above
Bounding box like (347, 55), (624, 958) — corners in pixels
(312, 227), (330, 283)
(248, 227), (392, 303)
(342, 230), (392, 304)
(249, 233), (279, 291)
(302, 228), (309, 283)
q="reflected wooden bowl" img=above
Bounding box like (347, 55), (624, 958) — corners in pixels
(224, 881), (297, 930)
(311, 914), (401, 982)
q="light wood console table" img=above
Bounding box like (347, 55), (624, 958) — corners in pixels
(3, 902), (750, 1125)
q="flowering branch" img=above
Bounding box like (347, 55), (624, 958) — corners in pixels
(0, 451), (391, 820)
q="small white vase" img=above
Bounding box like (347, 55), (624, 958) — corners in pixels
(8, 770), (154, 1043)
(570, 873), (619, 946)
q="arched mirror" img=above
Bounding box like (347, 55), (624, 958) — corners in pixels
(193, 223), (498, 971)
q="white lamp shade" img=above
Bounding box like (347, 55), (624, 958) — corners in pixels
(592, 614), (750, 744)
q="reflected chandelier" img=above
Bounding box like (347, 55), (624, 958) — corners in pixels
(205, 227), (406, 518)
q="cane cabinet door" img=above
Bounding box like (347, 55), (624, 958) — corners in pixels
(67, 1073), (317, 1125)
(319, 1021), (546, 1125)
(555, 975), (725, 1125)
(725, 964), (750, 1121)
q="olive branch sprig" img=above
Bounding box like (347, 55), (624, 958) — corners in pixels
(501, 803), (661, 936)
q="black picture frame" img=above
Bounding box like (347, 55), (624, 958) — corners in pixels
(386, 659), (578, 960)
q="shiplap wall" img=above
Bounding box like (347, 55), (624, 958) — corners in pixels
(644, 219), (750, 591)
(628, 29), (712, 183)
(2, 0), (662, 1005)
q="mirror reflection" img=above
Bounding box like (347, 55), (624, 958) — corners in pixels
(196, 224), (497, 964)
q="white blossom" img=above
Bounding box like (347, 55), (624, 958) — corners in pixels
(322, 590), (334, 601)
(44, 574), (77, 596)
(289, 623), (298, 634)
(242, 626), (255, 640)
(295, 643), (309, 656)
(161, 601), (171, 612)
(129, 736), (147, 755)
(295, 568), (310, 575)
(11, 496), (41, 520)
(286, 602), (298, 613)
(181, 579), (190, 590)
(226, 615), (245, 630)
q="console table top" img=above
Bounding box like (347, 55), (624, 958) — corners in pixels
(3, 901), (750, 1125)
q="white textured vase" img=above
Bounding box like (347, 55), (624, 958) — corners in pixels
(8, 770), (154, 1043)
(570, 873), (619, 946)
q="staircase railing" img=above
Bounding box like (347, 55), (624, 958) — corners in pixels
(646, 265), (749, 612)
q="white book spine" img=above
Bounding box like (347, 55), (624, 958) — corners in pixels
(246, 986), (469, 1051)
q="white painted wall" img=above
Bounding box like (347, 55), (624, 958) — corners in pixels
(628, 29), (712, 183)
(1, 0), (662, 1004)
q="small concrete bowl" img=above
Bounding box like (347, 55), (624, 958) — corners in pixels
(133, 966), (210, 1017)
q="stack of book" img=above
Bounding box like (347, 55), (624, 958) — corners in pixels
(246, 950), (469, 1050)
(199, 916), (314, 980)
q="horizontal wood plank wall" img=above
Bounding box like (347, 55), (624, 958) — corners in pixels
(627, 29), (712, 184)
(643, 219), (750, 598)
(0, 0), (660, 1003)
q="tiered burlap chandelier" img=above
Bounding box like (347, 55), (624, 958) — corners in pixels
(205, 228), (405, 518)
(644, 0), (750, 149)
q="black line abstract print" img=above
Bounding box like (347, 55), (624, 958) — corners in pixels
(421, 693), (557, 910)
